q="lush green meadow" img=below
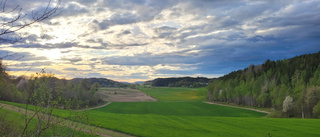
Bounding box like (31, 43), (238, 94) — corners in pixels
(94, 102), (266, 117)
(2, 87), (320, 137)
(2, 101), (320, 137)
(85, 106), (320, 137)
(139, 87), (207, 101)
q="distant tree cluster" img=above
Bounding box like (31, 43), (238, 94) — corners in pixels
(145, 77), (213, 88)
(207, 51), (320, 118)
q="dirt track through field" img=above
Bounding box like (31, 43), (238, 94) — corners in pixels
(203, 101), (271, 115)
(0, 103), (134, 137)
(76, 102), (112, 111)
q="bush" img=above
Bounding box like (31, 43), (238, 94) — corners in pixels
(283, 96), (294, 115)
(313, 100), (320, 118)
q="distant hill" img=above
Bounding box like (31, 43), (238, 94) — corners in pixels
(144, 77), (215, 87)
(134, 81), (145, 84)
(121, 82), (131, 84)
(71, 78), (128, 88)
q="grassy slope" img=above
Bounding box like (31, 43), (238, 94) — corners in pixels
(0, 107), (28, 135)
(0, 107), (92, 137)
(139, 87), (207, 101)
(0, 101), (77, 118)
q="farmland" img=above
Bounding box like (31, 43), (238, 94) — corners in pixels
(84, 111), (320, 137)
(97, 88), (157, 102)
(139, 87), (208, 101)
(1, 87), (320, 137)
(85, 87), (320, 137)
(93, 102), (266, 117)
(80, 90), (320, 137)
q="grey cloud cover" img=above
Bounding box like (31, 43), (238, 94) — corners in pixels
(4, 0), (320, 81)
(0, 50), (48, 61)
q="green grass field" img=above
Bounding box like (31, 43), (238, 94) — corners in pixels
(2, 101), (320, 137)
(0, 107), (92, 137)
(139, 87), (207, 101)
(2, 87), (320, 137)
(94, 102), (266, 117)
(0, 100), (77, 118)
(85, 106), (320, 137)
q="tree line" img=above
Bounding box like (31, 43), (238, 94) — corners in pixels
(207, 51), (320, 118)
(144, 77), (214, 87)
(0, 60), (103, 109)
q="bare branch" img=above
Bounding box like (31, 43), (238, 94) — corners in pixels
(0, 0), (61, 44)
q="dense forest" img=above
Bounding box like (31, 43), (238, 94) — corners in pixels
(144, 77), (214, 87)
(0, 61), (104, 109)
(207, 51), (320, 118)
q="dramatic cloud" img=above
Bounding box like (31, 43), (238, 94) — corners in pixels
(1, 0), (320, 82)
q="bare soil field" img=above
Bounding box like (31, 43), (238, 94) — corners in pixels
(97, 88), (157, 102)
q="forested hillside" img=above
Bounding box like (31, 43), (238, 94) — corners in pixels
(207, 51), (320, 118)
(72, 78), (128, 88)
(144, 77), (214, 87)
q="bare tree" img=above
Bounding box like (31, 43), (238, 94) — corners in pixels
(0, 0), (61, 44)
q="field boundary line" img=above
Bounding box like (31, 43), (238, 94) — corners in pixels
(76, 102), (112, 111)
(203, 101), (271, 115)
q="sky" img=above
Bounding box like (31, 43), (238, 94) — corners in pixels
(1, 0), (320, 82)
